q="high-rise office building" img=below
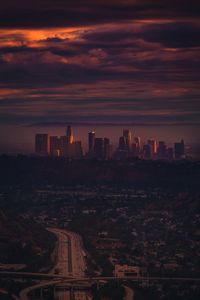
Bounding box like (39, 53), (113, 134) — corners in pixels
(49, 136), (60, 157)
(132, 136), (141, 156)
(167, 147), (174, 160)
(72, 141), (83, 159)
(66, 125), (73, 144)
(148, 139), (157, 158)
(123, 129), (132, 150)
(35, 134), (49, 156)
(118, 136), (127, 151)
(134, 137), (141, 149)
(132, 143), (139, 157)
(88, 131), (95, 154)
(157, 141), (167, 159)
(104, 138), (110, 159)
(174, 140), (185, 159)
(94, 138), (104, 159)
(60, 136), (68, 157)
(143, 144), (151, 159)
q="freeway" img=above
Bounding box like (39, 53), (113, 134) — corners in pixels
(15, 274), (200, 300)
(64, 276), (200, 284)
(48, 228), (72, 300)
(18, 228), (90, 300)
(48, 228), (89, 300)
(0, 271), (67, 280)
(66, 230), (90, 300)
(1, 226), (199, 300)
(49, 228), (86, 278)
(1, 271), (200, 284)
(48, 228), (73, 277)
(19, 280), (62, 300)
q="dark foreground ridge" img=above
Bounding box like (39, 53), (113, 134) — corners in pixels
(0, 155), (199, 189)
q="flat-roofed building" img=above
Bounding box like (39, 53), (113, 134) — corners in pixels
(114, 264), (140, 278)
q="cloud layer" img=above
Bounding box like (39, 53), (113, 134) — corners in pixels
(0, 1), (200, 130)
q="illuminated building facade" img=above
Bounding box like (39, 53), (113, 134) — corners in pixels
(88, 131), (95, 154)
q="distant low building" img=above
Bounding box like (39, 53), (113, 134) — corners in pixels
(95, 238), (123, 250)
(114, 264), (140, 278)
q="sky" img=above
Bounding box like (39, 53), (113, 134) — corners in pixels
(0, 0), (200, 152)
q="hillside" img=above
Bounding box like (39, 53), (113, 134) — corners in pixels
(0, 210), (56, 272)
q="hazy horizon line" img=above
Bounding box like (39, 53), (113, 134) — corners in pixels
(28, 122), (200, 128)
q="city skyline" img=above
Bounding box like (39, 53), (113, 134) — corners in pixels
(0, 0), (200, 150)
(34, 125), (186, 160)
(1, 123), (199, 156)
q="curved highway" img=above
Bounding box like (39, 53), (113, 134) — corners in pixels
(3, 228), (198, 300)
(19, 228), (90, 300)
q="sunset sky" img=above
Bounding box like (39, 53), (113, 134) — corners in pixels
(0, 0), (200, 152)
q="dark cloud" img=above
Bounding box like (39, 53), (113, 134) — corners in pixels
(82, 21), (200, 49)
(1, 111), (199, 126)
(0, 0), (200, 134)
(0, 1), (200, 28)
(0, 61), (114, 88)
(0, 3), (156, 28)
(141, 22), (200, 48)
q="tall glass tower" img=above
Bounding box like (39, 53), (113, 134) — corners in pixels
(66, 125), (73, 144)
